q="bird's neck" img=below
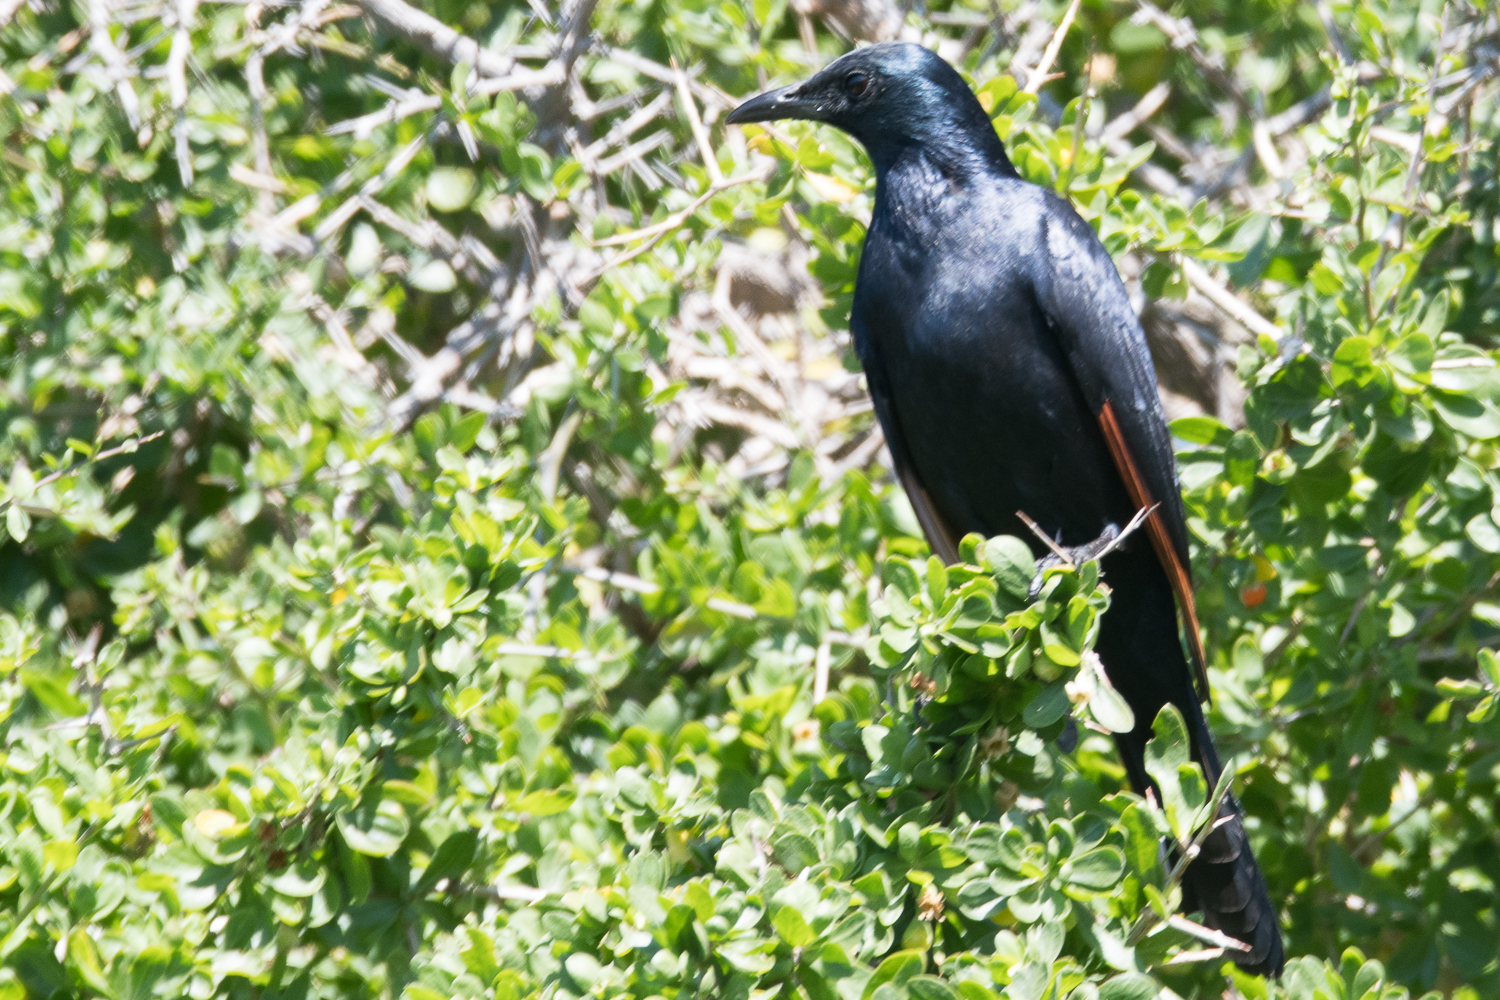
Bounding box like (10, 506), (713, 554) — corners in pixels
(867, 114), (1016, 179)
(870, 132), (1016, 206)
(871, 141), (1006, 235)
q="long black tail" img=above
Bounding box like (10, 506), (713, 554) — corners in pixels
(1179, 695), (1284, 977)
(1114, 699), (1285, 977)
(1093, 547), (1284, 975)
(1116, 704), (1290, 977)
(1178, 791), (1285, 976)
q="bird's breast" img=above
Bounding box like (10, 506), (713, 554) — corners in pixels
(854, 219), (1131, 544)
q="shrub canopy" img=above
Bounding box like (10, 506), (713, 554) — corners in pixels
(1, 0), (1498, 998)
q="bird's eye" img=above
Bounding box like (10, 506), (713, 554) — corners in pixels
(844, 71), (870, 97)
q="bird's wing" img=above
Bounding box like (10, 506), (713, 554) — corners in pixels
(851, 311), (962, 565)
(1033, 194), (1209, 700)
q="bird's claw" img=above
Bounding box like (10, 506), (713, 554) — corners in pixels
(1026, 522), (1122, 599)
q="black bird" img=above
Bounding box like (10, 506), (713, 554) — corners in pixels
(728, 43), (1284, 976)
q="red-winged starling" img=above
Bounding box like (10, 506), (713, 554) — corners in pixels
(727, 41), (1285, 977)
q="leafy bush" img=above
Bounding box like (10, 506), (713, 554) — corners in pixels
(2, 0), (1497, 998)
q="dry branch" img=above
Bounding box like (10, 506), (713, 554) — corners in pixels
(1179, 259), (1282, 341)
(1023, 0), (1080, 94)
(352, 0), (516, 78)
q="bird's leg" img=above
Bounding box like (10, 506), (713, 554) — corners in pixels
(1025, 521), (1121, 600)
(1019, 504), (1158, 599)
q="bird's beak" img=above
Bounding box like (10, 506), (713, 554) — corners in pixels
(725, 83), (823, 125)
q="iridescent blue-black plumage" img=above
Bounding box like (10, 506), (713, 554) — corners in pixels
(729, 42), (1285, 976)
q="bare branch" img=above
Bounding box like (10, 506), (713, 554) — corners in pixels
(471, 63), (565, 95)
(1096, 81), (1170, 145)
(1132, 0), (1254, 118)
(1166, 914), (1253, 952)
(673, 58), (724, 184)
(1023, 0), (1081, 95)
(89, 0), (144, 132)
(1179, 258), (1282, 341)
(581, 168), (771, 283)
(352, 0), (517, 78)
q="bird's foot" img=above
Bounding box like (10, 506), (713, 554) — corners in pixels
(1026, 522), (1121, 600)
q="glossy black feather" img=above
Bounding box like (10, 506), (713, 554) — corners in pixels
(730, 42), (1284, 976)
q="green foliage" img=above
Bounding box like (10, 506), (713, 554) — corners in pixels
(2, 0), (1497, 997)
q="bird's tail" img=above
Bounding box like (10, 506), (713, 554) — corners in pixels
(1177, 793), (1286, 977)
(1115, 699), (1285, 977)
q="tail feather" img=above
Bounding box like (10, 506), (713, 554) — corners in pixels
(1180, 796), (1285, 977)
(1112, 700), (1285, 977)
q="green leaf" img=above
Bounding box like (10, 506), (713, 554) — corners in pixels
(1433, 391), (1500, 439)
(1390, 333), (1434, 376)
(408, 260), (458, 293)
(1064, 845), (1125, 890)
(1479, 648), (1500, 687)
(925, 555), (948, 606)
(1331, 336), (1376, 387)
(1118, 801), (1165, 884)
(1143, 705), (1204, 842)
(450, 410), (487, 452)
(268, 858), (327, 897)
(1039, 623), (1081, 667)
(427, 167), (477, 212)
(1083, 656), (1134, 734)
(863, 951), (925, 1000)
(67, 929), (114, 996)
(773, 832), (820, 873)
(514, 787), (577, 816)
(336, 796), (411, 857)
(1170, 415), (1232, 446)
(1022, 683), (1070, 728)
(563, 952), (603, 990)
(907, 976), (961, 1000)
(982, 536), (1036, 599)
(416, 830), (478, 893)
(774, 905), (817, 947)
(6, 504), (29, 543)
(720, 942), (776, 975)
(1099, 973), (1160, 1000)
(1436, 677), (1485, 697)
(20, 669), (86, 715)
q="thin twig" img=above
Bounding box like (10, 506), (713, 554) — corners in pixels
(1024, 0), (1082, 95)
(1179, 258), (1282, 340)
(1166, 914), (1253, 952)
(89, 0), (143, 132)
(1017, 510), (1073, 564)
(1016, 503), (1156, 568)
(353, 0), (517, 77)
(471, 64), (565, 95)
(580, 169), (769, 283)
(1350, 782), (1439, 859)
(672, 57), (724, 184)
(1132, 0), (1254, 118)
(1, 432), (166, 514)
(1316, 0), (1353, 64)
(1093, 504), (1157, 561)
(1127, 770), (1239, 946)
(1096, 81), (1170, 145)
(813, 640), (832, 704)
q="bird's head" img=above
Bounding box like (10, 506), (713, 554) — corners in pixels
(726, 43), (1012, 175)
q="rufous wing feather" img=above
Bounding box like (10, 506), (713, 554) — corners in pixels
(1098, 399), (1210, 702)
